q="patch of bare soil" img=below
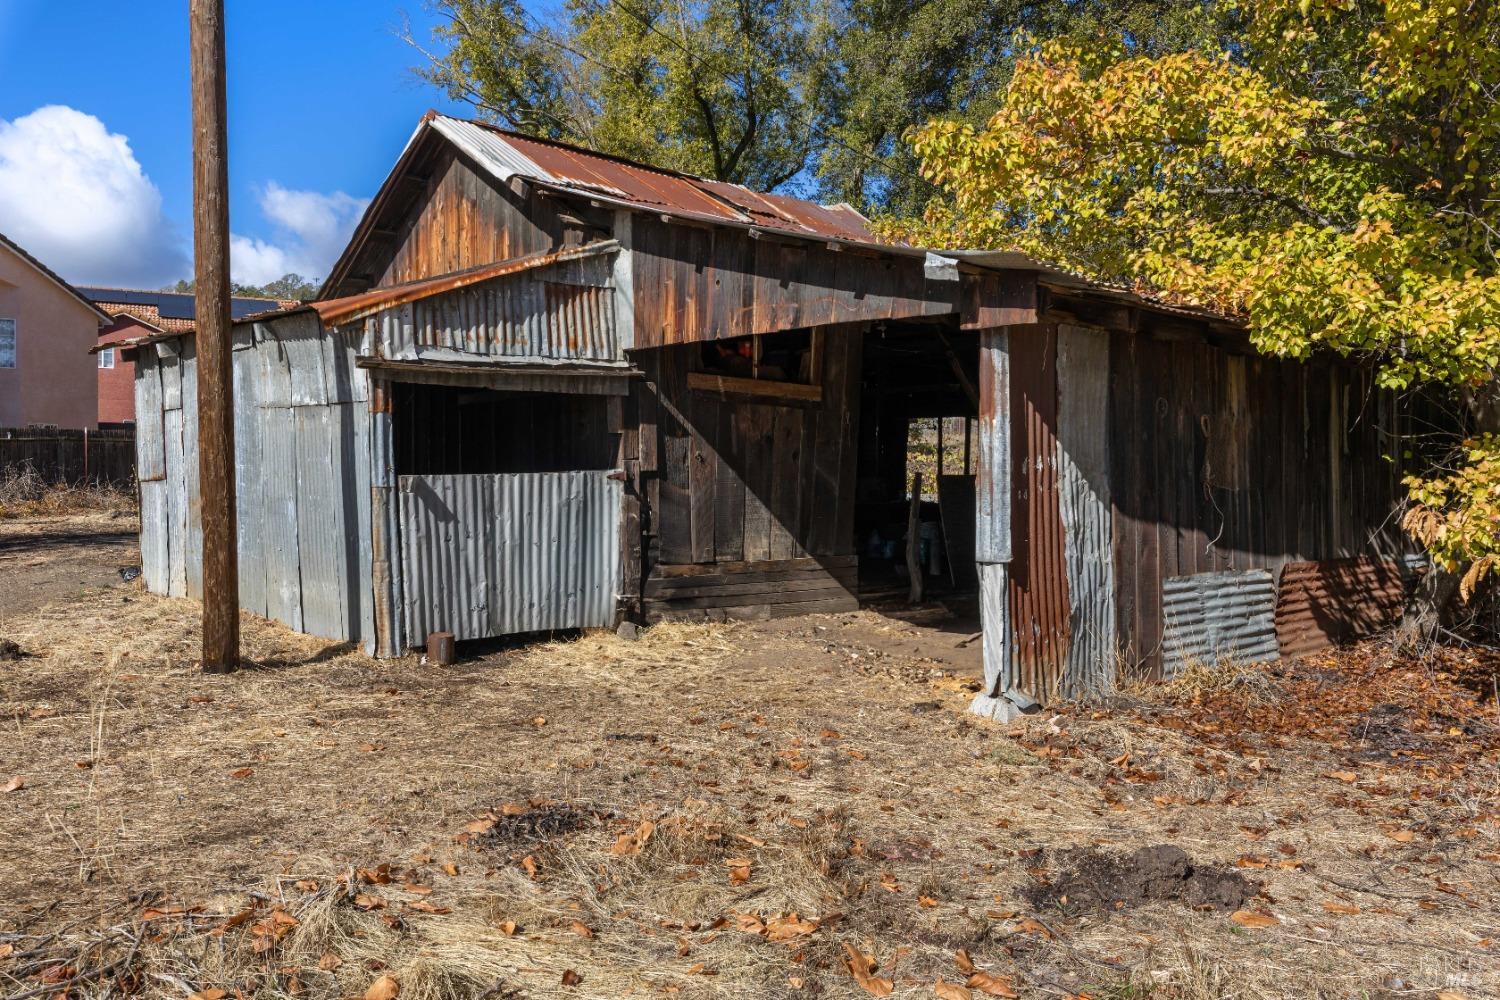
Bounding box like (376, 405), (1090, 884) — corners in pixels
(0, 510), (140, 623)
(0, 573), (1495, 1000)
(1024, 845), (1252, 916)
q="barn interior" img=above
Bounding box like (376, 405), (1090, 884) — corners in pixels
(854, 320), (982, 604)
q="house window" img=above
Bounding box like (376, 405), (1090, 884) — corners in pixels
(98, 348), (115, 370)
(0, 319), (14, 369)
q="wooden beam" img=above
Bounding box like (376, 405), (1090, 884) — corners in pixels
(686, 371), (823, 403)
(190, 0), (239, 672)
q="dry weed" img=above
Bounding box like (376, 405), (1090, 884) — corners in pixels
(0, 465), (137, 520)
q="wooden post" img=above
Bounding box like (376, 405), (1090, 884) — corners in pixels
(907, 471), (924, 604)
(191, 0), (239, 672)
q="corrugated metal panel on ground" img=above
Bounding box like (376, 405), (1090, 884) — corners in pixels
(1161, 569), (1280, 675)
(1056, 325), (1115, 697)
(399, 471), (622, 645)
(1276, 558), (1407, 658)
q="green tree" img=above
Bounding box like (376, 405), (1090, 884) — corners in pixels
(890, 0), (1500, 628)
(409, 0), (1229, 208)
(409, 0), (832, 190)
(821, 0), (1235, 213)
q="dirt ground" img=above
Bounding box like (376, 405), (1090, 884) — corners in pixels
(0, 511), (140, 624)
(1, 517), (1498, 1000)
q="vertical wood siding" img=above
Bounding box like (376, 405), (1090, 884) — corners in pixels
(1109, 332), (1409, 678)
(638, 324), (865, 620)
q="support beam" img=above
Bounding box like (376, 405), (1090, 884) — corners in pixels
(190, 0), (239, 672)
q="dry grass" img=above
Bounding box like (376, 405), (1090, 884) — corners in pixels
(2, 588), (1498, 999)
(0, 465), (136, 520)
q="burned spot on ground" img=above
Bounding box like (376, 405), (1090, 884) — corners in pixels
(1024, 844), (1255, 917)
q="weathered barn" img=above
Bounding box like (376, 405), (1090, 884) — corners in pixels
(126, 113), (1418, 716)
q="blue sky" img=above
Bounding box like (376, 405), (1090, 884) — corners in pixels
(0, 1), (497, 289)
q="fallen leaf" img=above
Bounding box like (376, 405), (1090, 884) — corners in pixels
(1436, 992), (1469, 1000)
(570, 920), (594, 938)
(442, 862), (459, 876)
(359, 743), (385, 753)
(521, 855), (539, 878)
(3, 776), (24, 793)
(841, 942), (893, 997)
(1230, 910), (1279, 928)
(954, 950), (975, 975)
(966, 971), (1019, 998)
(188, 990), (226, 1000)
(1326, 771), (1357, 784)
(1322, 901), (1360, 915)
(561, 969), (582, 987)
(934, 981), (973, 1000)
(229, 768), (253, 779)
(532, 716), (548, 728)
(0, 943), (12, 959)
(765, 913), (819, 942)
(611, 820), (656, 857)
(1387, 830), (1416, 843)
(317, 953), (343, 971)
(726, 858), (752, 885)
(497, 920), (518, 936)
(919, 895), (939, 908)
(352, 894), (386, 911)
(406, 901), (451, 914)
(365, 974), (400, 1000)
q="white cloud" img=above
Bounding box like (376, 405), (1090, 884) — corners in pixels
(0, 105), (188, 287)
(230, 184), (369, 287)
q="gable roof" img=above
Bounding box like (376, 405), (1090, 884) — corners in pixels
(0, 232), (113, 324)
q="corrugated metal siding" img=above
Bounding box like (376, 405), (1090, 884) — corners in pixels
(398, 471), (622, 644)
(133, 312), (376, 648)
(1007, 326), (1072, 701)
(978, 562), (1011, 698)
(365, 254), (620, 364)
(1276, 558), (1407, 658)
(1056, 325), (1116, 697)
(975, 328), (1012, 564)
(1160, 569), (1280, 675)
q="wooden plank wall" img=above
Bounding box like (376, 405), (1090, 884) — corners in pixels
(327, 141), (607, 298)
(637, 324), (866, 621)
(629, 218), (958, 348)
(1108, 332), (1408, 678)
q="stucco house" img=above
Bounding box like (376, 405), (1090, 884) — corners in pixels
(0, 232), (112, 429)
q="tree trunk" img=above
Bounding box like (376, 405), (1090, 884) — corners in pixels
(1396, 564), (1460, 652)
(1397, 381), (1500, 649)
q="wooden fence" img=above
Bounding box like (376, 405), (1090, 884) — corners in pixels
(0, 427), (136, 487)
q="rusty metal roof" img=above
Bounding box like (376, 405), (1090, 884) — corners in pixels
(428, 116), (876, 244)
(311, 241), (619, 328)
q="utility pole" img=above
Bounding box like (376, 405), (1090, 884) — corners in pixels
(191, 0), (239, 672)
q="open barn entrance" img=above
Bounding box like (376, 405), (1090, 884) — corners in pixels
(854, 320), (983, 609)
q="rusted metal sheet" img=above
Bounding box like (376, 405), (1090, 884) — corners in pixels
(434, 116), (876, 244)
(1007, 325), (1072, 701)
(1275, 558), (1407, 658)
(1160, 569), (1280, 675)
(398, 471), (623, 643)
(313, 242), (618, 328)
(1056, 325), (1115, 697)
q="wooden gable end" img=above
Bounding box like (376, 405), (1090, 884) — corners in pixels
(322, 133), (612, 299)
